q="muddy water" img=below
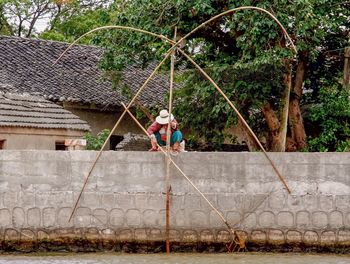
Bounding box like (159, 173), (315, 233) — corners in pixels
(0, 253), (349, 264)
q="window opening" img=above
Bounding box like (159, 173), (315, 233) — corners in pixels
(110, 135), (124, 150)
(0, 140), (6, 149)
(55, 140), (66, 151)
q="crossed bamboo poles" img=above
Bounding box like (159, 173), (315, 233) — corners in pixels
(54, 6), (296, 251)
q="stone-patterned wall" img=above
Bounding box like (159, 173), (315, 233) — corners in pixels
(0, 151), (349, 251)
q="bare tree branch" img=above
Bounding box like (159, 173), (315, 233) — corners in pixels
(2, 0), (110, 37)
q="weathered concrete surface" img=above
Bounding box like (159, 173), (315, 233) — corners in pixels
(0, 151), (349, 252)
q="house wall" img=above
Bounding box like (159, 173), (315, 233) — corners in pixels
(0, 151), (349, 252)
(64, 105), (145, 150)
(0, 127), (85, 150)
(64, 103), (250, 151)
(65, 106), (144, 136)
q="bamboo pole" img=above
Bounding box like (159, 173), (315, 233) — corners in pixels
(176, 48), (291, 194)
(53, 7), (296, 68)
(53, 25), (174, 65)
(121, 103), (244, 249)
(165, 27), (177, 254)
(67, 51), (173, 222)
(52, 26), (173, 223)
(55, 6), (296, 221)
(51, 25), (174, 223)
(167, 6), (297, 55)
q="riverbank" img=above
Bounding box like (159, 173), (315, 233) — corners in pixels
(0, 239), (349, 254)
(0, 252), (349, 264)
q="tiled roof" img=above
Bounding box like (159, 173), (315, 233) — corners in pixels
(0, 92), (91, 131)
(0, 35), (171, 108)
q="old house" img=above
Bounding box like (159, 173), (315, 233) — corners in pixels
(0, 92), (90, 150)
(0, 36), (170, 150)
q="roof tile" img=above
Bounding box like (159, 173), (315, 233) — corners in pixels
(0, 92), (90, 131)
(0, 36), (170, 108)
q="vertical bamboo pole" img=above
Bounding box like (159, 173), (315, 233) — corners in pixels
(165, 27), (177, 254)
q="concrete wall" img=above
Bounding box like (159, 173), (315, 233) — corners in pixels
(0, 127), (85, 150)
(0, 151), (349, 251)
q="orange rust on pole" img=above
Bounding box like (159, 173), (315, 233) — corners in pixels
(176, 48), (291, 194)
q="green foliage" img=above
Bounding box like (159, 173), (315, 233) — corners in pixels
(0, 2), (12, 35)
(0, 0), (110, 38)
(1, 0), (56, 37)
(84, 129), (110, 150)
(40, 7), (109, 43)
(306, 82), (350, 152)
(25, 0), (347, 151)
(173, 63), (282, 148)
(87, 0), (349, 151)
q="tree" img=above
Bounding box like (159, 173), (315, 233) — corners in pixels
(2, 0), (56, 37)
(40, 0), (111, 42)
(306, 81), (350, 152)
(1, 0), (110, 38)
(0, 1), (12, 34)
(84, 128), (110, 150)
(40, 7), (108, 43)
(94, 0), (349, 151)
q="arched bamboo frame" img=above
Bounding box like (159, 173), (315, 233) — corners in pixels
(171, 6), (297, 54)
(54, 6), (297, 251)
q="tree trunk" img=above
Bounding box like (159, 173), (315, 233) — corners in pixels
(17, 19), (23, 37)
(26, 2), (51, 38)
(26, 16), (39, 37)
(255, 60), (292, 152)
(275, 60), (292, 152)
(288, 56), (307, 150)
(261, 102), (282, 151)
(50, 4), (62, 31)
(236, 118), (260, 151)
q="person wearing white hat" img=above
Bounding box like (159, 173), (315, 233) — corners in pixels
(147, 109), (183, 152)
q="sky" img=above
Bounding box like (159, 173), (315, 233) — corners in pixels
(34, 17), (50, 33)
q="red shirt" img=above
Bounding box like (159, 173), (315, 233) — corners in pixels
(147, 119), (178, 135)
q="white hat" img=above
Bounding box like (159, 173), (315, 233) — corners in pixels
(156, 109), (174, 125)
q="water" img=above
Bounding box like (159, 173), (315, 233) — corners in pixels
(0, 253), (349, 264)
